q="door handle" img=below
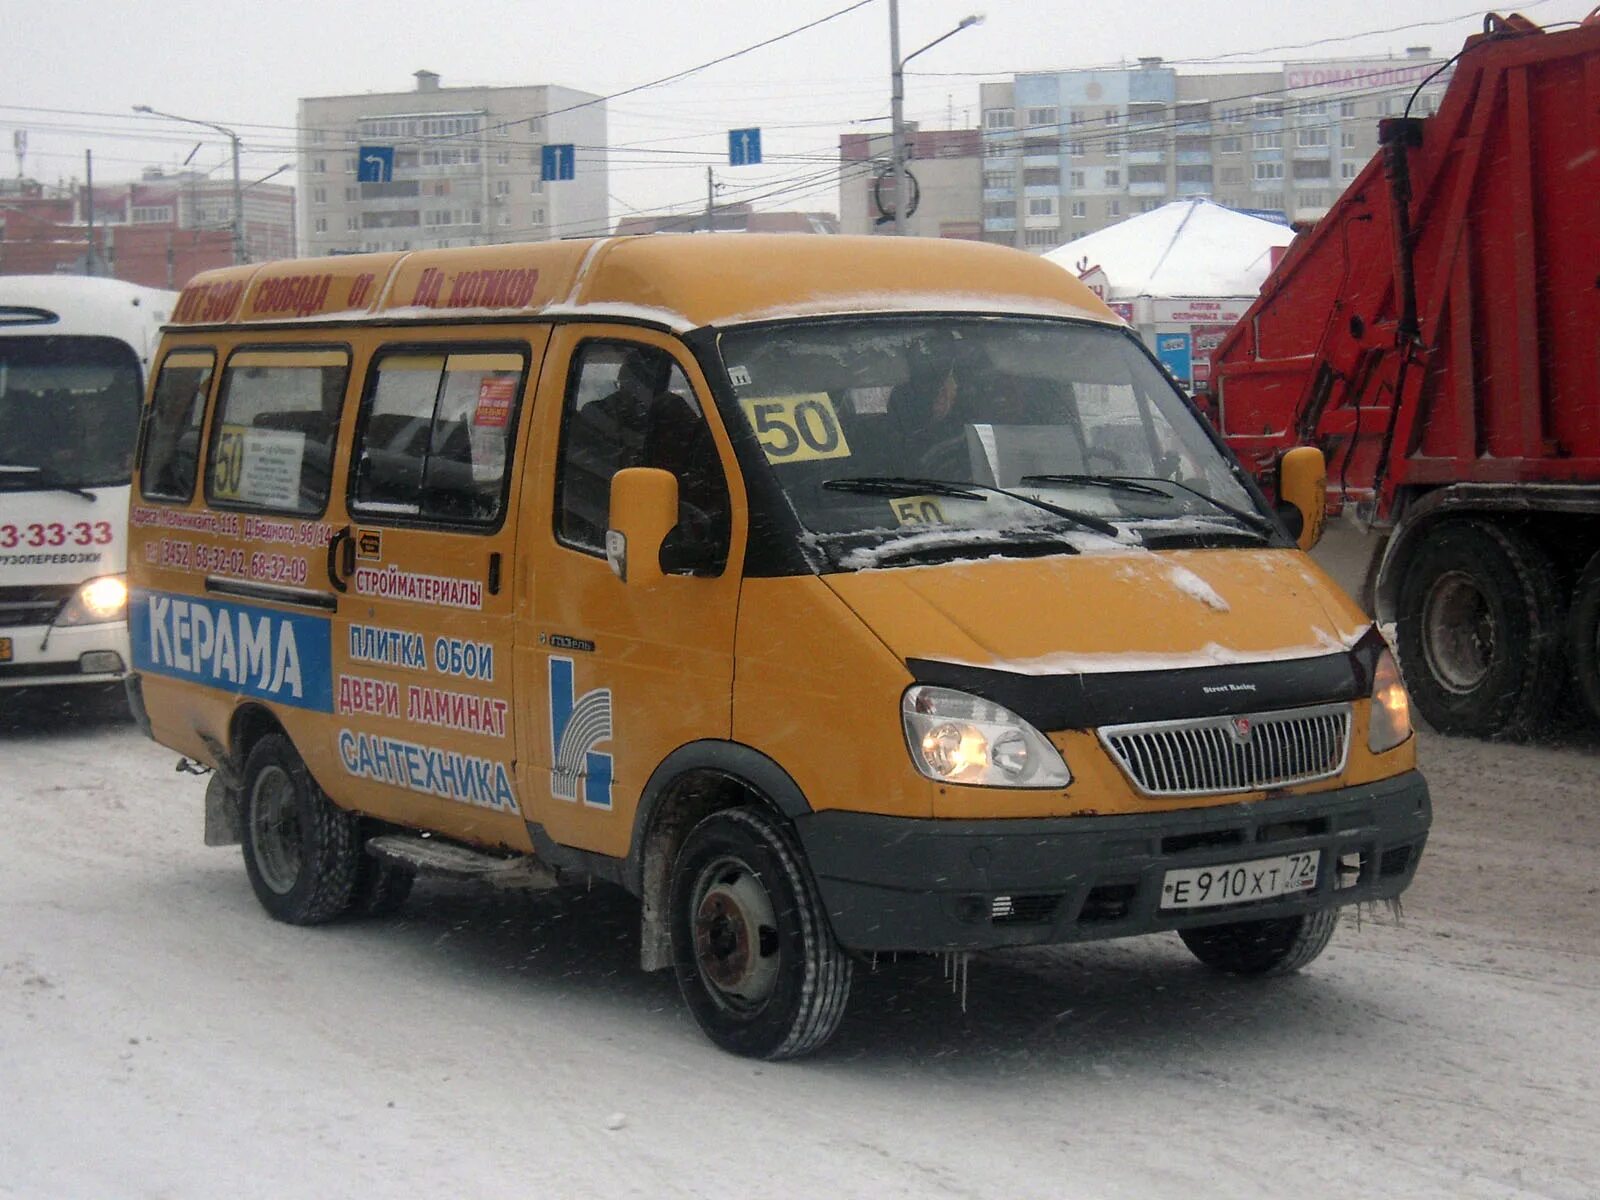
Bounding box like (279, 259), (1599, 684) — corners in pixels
(326, 525), (354, 593)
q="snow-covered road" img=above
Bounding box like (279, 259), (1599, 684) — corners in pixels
(3, 703), (1597, 1199)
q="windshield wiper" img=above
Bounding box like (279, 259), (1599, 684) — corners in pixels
(1022, 472), (1272, 536)
(0, 464), (97, 501)
(864, 528), (1084, 567)
(824, 475), (1118, 537)
(822, 476), (987, 501)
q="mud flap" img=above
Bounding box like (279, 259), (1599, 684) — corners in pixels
(204, 773), (242, 847)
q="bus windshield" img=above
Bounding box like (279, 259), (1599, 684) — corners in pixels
(716, 316), (1267, 570)
(0, 335), (143, 489)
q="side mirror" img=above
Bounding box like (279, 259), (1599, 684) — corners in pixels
(1277, 445), (1328, 551)
(607, 467), (678, 584)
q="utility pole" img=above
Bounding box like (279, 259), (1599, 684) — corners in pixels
(84, 149), (96, 276)
(889, 7), (984, 237)
(889, 0), (905, 237)
(706, 166), (715, 233)
(133, 106), (246, 264)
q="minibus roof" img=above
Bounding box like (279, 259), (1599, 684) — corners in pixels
(166, 234), (1119, 333)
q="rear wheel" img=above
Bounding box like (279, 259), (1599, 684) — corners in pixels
(1394, 520), (1563, 737)
(1570, 550), (1600, 727)
(240, 733), (360, 925)
(670, 806), (852, 1060)
(1179, 907), (1339, 976)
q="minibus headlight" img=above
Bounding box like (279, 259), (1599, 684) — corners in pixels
(1368, 648), (1413, 753)
(55, 574), (128, 627)
(902, 685), (1071, 788)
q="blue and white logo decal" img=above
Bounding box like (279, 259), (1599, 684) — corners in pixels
(548, 655), (613, 809)
(130, 589), (332, 712)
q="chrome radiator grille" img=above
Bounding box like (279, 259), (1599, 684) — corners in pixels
(1098, 702), (1352, 797)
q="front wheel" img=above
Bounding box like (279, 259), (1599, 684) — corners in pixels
(1179, 907), (1339, 976)
(670, 806), (852, 1060)
(240, 733), (360, 925)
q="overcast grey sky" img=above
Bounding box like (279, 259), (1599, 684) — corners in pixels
(5, 0), (1591, 228)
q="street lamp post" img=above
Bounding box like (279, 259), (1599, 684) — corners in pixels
(133, 105), (245, 264)
(890, 4), (983, 236)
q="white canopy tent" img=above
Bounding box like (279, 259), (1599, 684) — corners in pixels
(1043, 199), (1295, 393)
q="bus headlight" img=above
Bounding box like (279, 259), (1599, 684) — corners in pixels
(902, 685), (1071, 788)
(1368, 649), (1413, 753)
(55, 574), (128, 626)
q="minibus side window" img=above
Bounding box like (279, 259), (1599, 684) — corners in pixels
(349, 348), (527, 527)
(555, 341), (730, 574)
(205, 348), (349, 516)
(139, 350), (215, 502)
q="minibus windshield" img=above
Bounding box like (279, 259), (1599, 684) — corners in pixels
(0, 335), (143, 489)
(717, 317), (1265, 568)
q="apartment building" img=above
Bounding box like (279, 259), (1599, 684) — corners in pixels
(297, 71), (607, 257)
(977, 49), (1448, 252)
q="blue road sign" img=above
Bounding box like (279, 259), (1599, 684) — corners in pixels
(1156, 332), (1194, 388)
(541, 143), (576, 182)
(728, 128), (762, 166)
(357, 146), (394, 184)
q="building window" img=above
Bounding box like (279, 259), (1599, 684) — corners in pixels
(495, 150), (511, 165)
(1220, 167), (1244, 184)
(312, 158), (327, 174)
(983, 169), (1014, 189)
(1027, 196), (1058, 217)
(1067, 110), (1084, 125)
(1070, 200), (1086, 218)
(1103, 169), (1120, 186)
(1258, 191), (1284, 211)
(1252, 131), (1282, 150)
(1024, 167), (1061, 187)
(1177, 165), (1213, 184)
(1341, 160), (1360, 180)
(1104, 109), (1121, 126)
(1024, 228), (1060, 247)
(1341, 130), (1357, 149)
(1028, 106), (1059, 127)
(1175, 102), (1209, 127)
(1218, 136), (1242, 154)
(1068, 141), (1086, 157)
(983, 201), (1016, 218)
(1340, 100), (1357, 118)
(130, 206), (173, 224)
(1106, 199), (1121, 216)
(1299, 99), (1328, 117)
(1298, 191), (1329, 208)
(1253, 101), (1285, 119)
(1254, 161), (1285, 181)
(345, 155), (357, 174)
(1296, 127), (1329, 148)
(983, 108), (1015, 130)
(313, 217), (327, 233)
(1068, 170), (1085, 188)
(312, 187), (327, 205)
(1105, 138), (1121, 157)
(346, 216), (358, 231)
(1292, 158), (1331, 180)
(494, 179), (511, 196)
(1128, 165), (1164, 184)
(1023, 135), (1057, 154)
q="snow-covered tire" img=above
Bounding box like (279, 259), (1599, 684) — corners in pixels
(1394, 519), (1564, 738)
(670, 806), (852, 1060)
(1179, 907), (1339, 976)
(349, 850), (414, 919)
(1569, 550), (1600, 728)
(239, 733), (360, 925)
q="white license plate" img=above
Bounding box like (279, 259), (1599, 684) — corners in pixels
(1161, 852), (1319, 910)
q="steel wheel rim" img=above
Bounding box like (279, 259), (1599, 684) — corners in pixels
(250, 764), (302, 895)
(1422, 570), (1495, 693)
(691, 856), (781, 1014)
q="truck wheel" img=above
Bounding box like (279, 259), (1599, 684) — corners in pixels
(1570, 550), (1600, 726)
(670, 806), (852, 1060)
(240, 733), (360, 925)
(1179, 907), (1339, 976)
(1394, 520), (1563, 737)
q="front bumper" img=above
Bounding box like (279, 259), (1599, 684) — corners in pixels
(795, 770), (1430, 952)
(0, 621), (129, 689)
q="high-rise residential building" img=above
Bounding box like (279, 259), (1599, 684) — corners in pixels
(970, 48), (1449, 252)
(297, 71), (606, 257)
(837, 127), (983, 239)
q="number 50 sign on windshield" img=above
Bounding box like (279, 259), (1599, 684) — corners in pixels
(740, 393), (852, 464)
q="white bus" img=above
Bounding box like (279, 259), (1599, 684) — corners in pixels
(0, 275), (176, 698)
